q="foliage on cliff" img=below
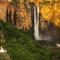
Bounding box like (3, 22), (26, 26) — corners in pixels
(0, 21), (60, 60)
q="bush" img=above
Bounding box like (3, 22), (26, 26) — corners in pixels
(0, 21), (55, 60)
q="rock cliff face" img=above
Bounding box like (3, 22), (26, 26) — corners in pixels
(0, 0), (60, 30)
(16, 0), (60, 30)
(0, 1), (16, 22)
(0, 0), (32, 30)
(16, 2), (32, 30)
(0, 1), (10, 21)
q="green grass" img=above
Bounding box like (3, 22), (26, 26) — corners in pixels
(0, 21), (59, 60)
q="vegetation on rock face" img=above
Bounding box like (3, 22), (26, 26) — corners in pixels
(0, 21), (60, 60)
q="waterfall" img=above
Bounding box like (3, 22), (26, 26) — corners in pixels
(34, 5), (51, 41)
(34, 6), (40, 40)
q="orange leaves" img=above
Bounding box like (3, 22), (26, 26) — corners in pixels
(20, 18), (32, 30)
(19, 1), (60, 30)
(0, 2), (9, 20)
(20, 13), (32, 30)
(19, 4), (32, 30)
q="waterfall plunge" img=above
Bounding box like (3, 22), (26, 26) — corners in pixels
(34, 6), (40, 40)
(34, 6), (51, 41)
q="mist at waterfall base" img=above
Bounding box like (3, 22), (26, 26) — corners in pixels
(34, 6), (51, 41)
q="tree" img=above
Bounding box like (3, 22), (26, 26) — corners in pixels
(13, 11), (17, 26)
(6, 7), (9, 22)
(29, 3), (35, 30)
(8, 10), (12, 23)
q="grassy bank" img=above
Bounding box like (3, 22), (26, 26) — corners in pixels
(0, 21), (60, 60)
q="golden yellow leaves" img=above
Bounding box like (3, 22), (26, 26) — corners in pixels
(29, 0), (41, 3)
(40, 4), (53, 21)
(53, 3), (60, 27)
(40, 3), (60, 27)
(29, 0), (60, 3)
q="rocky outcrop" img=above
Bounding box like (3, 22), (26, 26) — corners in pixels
(1, 0), (60, 30)
(0, 1), (16, 22)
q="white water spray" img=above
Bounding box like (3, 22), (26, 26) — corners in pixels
(0, 46), (7, 53)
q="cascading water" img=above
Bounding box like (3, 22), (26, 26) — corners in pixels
(34, 5), (51, 41)
(34, 6), (40, 40)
